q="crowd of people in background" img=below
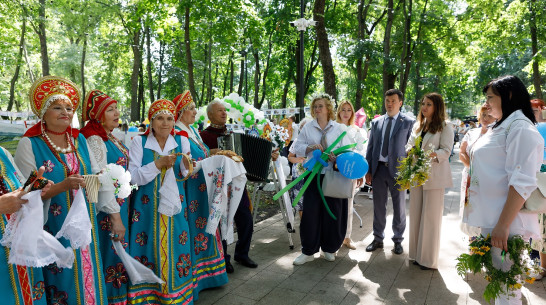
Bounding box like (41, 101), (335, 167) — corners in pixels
(0, 74), (544, 305)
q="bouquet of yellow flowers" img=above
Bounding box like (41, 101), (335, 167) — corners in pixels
(456, 234), (541, 303)
(395, 136), (433, 190)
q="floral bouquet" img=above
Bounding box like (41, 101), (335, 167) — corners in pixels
(269, 125), (290, 150)
(395, 136), (433, 190)
(98, 164), (137, 199)
(456, 234), (541, 303)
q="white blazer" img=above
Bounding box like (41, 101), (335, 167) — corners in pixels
(406, 121), (454, 190)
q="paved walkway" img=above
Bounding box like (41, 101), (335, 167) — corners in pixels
(196, 147), (546, 304)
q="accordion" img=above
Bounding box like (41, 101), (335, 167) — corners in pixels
(218, 132), (273, 182)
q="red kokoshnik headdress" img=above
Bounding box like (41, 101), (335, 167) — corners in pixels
(80, 89), (118, 140)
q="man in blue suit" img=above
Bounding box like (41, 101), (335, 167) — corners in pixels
(365, 89), (415, 255)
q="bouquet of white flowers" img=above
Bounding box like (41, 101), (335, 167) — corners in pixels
(270, 125), (290, 149)
(98, 164), (137, 199)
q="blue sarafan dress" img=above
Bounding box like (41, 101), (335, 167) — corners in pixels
(87, 135), (131, 305)
(15, 134), (108, 305)
(175, 123), (227, 299)
(0, 147), (48, 305)
(127, 134), (194, 305)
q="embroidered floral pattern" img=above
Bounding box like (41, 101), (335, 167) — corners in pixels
(195, 217), (207, 229)
(179, 194), (184, 202)
(105, 263), (129, 289)
(45, 285), (68, 305)
(176, 254), (191, 278)
(46, 263), (63, 275)
(184, 207), (188, 220)
(42, 160), (55, 173)
(199, 183), (206, 192)
(116, 198), (124, 206)
(135, 232), (148, 246)
(110, 241), (128, 253)
(33, 281), (45, 300)
(135, 256), (155, 270)
(116, 157), (127, 167)
(194, 233), (208, 255)
(131, 210), (141, 223)
(141, 194), (150, 204)
(189, 200), (199, 213)
(49, 204), (62, 217)
(179, 231), (188, 245)
(190, 172), (199, 179)
(99, 215), (112, 231)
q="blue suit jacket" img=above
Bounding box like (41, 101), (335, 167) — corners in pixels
(365, 113), (415, 179)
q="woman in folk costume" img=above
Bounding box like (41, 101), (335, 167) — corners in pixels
(127, 99), (195, 304)
(0, 147), (48, 305)
(80, 90), (130, 304)
(15, 76), (108, 304)
(173, 91), (228, 299)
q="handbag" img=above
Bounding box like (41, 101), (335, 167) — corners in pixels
(322, 170), (354, 199)
(520, 171), (546, 213)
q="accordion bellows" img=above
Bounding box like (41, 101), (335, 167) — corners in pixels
(218, 133), (273, 182)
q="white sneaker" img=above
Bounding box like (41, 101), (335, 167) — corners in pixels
(322, 251), (335, 262)
(293, 253), (314, 265)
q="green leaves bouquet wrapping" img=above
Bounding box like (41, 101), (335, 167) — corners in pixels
(456, 234), (541, 303)
(395, 136), (433, 190)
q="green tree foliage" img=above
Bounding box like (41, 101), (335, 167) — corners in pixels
(0, 0), (543, 122)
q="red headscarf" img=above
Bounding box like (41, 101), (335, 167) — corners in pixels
(80, 90), (118, 140)
(173, 90), (194, 121)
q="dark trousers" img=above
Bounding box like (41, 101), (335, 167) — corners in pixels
(300, 174), (348, 255)
(222, 190), (254, 262)
(372, 163), (406, 243)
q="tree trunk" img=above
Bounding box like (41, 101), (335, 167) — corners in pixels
(8, 11), (26, 112)
(253, 48), (261, 108)
(313, 0), (337, 100)
(157, 40), (164, 98)
(130, 22), (142, 122)
(229, 51), (234, 93)
(382, 0), (395, 101)
(259, 32), (273, 108)
(414, 56), (421, 115)
(184, 6), (198, 104)
(37, 0), (49, 76)
(223, 55), (231, 96)
(530, 0), (543, 99)
(139, 65), (145, 121)
(237, 53), (245, 96)
(146, 26), (155, 103)
(281, 65), (293, 108)
(400, 0), (428, 95)
(200, 45), (207, 106)
(207, 39), (213, 103)
(80, 34), (87, 102)
(295, 42), (303, 109)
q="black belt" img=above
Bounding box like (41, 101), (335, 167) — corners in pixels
(378, 161), (389, 167)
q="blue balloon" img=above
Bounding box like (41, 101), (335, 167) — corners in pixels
(336, 152), (368, 179)
(537, 123), (546, 159)
(128, 126), (139, 132)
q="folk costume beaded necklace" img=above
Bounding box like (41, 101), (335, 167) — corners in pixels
(41, 129), (80, 176)
(41, 122), (74, 154)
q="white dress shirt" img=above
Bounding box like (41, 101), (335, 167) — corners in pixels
(463, 110), (543, 238)
(292, 119), (351, 173)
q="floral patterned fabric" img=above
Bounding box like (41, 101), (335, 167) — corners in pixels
(127, 135), (194, 305)
(0, 148), (47, 305)
(181, 125), (227, 300)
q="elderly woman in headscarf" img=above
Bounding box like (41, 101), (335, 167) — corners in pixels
(15, 76), (108, 304)
(173, 91), (228, 299)
(127, 99), (195, 304)
(80, 89), (130, 303)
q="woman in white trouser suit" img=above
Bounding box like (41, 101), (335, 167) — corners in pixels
(406, 92), (454, 270)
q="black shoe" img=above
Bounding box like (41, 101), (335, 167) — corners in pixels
(225, 261), (234, 273)
(412, 261), (420, 266)
(234, 256), (258, 268)
(420, 265), (435, 271)
(392, 242), (403, 255)
(365, 240), (384, 252)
